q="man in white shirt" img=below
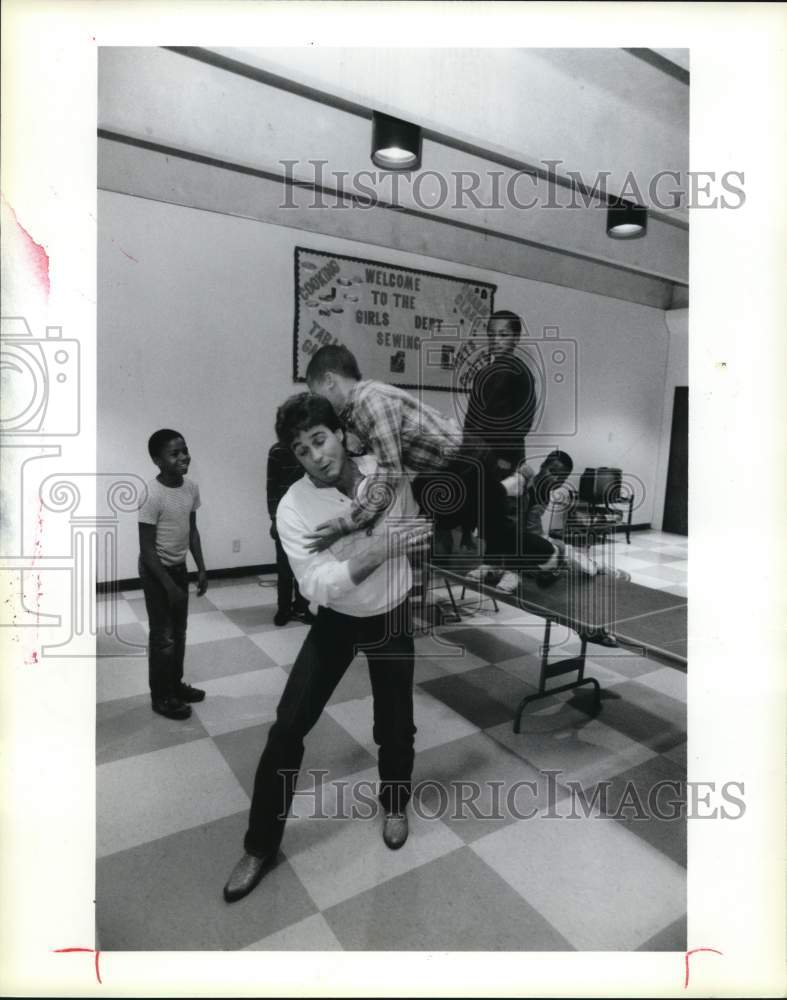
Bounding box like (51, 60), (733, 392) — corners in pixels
(224, 393), (431, 903)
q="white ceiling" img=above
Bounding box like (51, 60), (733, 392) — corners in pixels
(98, 46), (689, 305)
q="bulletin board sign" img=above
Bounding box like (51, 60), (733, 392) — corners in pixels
(293, 247), (497, 392)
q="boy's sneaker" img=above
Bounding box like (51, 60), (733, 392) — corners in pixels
(176, 682), (206, 703)
(152, 697), (192, 720)
(496, 571), (520, 594)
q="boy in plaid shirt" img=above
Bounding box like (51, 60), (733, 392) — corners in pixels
(303, 345), (535, 563)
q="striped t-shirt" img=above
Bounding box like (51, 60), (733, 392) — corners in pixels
(138, 478), (201, 566)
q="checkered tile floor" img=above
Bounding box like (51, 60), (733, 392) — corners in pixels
(96, 530), (687, 951)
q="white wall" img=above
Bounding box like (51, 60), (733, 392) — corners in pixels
(99, 189), (671, 580)
(652, 307), (689, 530)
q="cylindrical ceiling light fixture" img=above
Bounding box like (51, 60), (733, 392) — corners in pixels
(371, 111), (422, 170)
(606, 197), (648, 239)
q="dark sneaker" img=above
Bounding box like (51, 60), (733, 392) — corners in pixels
(176, 682), (206, 703)
(273, 609), (290, 627)
(292, 606), (316, 624)
(152, 697), (192, 720)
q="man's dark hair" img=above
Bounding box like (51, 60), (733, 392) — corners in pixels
(148, 428), (184, 460)
(305, 344), (362, 383)
(275, 393), (342, 450)
(488, 310), (522, 336)
(543, 449), (573, 472)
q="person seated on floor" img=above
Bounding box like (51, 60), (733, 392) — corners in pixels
(223, 393), (432, 904)
(471, 449), (629, 647)
(303, 343), (521, 560)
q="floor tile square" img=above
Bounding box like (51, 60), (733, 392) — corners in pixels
(222, 604), (284, 633)
(97, 653), (150, 703)
(486, 713), (657, 790)
(494, 649), (638, 695)
(179, 634), (281, 685)
(471, 812), (686, 950)
(326, 687), (478, 756)
(191, 666), (290, 736)
(249, 624), (311, 666)
(413, 639), (489, 675)
(571, 679), (685, 753)
(243, 912), (342, 951)
(97, 739), (249, 857)
(207, 583), (278, 610)
(635, 667), (687, 703)
(96, 598), (139, 627)
(633, 564), (690, 583)
(126, 592), (218, 622)
(96, 622), (148, 658)
(659, 583), (688, 598)
(97, 692), (209, 765)
(324, 847), (571, 950)
(629, 573), (677, 591)
(662, 740), (687, 769)
(419, 664), (534, 730)
(413, 731), (571, 844)
(96, 812), (316, 950)
(214, 713), (376, 799)
(185, 611), (244, 645)
(583, 754), (686, 867)
(636, 914), (687, 951)
(439, 626), (535, 664)
(281, 765), (464, 910)
(325, 655), (374, 703)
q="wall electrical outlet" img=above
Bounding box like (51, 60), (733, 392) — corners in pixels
(232, 539), (241, 553)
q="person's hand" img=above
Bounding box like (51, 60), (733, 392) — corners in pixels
(196, 570), (209, 596)
(269, 521), (278, 541)
(304, 520), (346, 554)
(377, 519), (434, 560)
(496, 458), (513, 473)
(167, 584), (188, 609)
(344, 432), (364, 455)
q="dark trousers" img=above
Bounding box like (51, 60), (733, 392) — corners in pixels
(412, 444), (514, 557)
(138, 558), (188, 700)
(244, 601), (416, 859)
(274, 537), (308, 614)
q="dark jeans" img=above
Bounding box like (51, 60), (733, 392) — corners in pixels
(412, 444), (519, 558)
(138, 558), (188, 701)
(244, 601), (416, 859)
(274, 536), (308, 614)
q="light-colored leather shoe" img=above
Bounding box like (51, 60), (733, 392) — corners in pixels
(223, 852), (272, 903)
(382, 812), (409, 850)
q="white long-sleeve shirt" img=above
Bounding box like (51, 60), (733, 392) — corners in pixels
(275, 455), (418, 617)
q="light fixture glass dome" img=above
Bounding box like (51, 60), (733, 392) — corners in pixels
(371, 112), (422, 171)
(606, 198), (648, 239)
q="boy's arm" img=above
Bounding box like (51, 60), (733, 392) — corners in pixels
(138, 524), (188, 607)
(189, 511), (208, 595)
(306, 393), (406, 553)
(279, 496), (431, 604)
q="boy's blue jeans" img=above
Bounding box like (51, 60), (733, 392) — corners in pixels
(244, 601), (416, 859)
(138, 558), (188, 701)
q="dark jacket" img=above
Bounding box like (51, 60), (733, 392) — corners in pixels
(463, 350), (537, 466)
(266, 443), (304, 522)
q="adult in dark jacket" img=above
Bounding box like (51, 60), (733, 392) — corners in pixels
(458, 309), (537, 551)
(463, 309), (537, 476)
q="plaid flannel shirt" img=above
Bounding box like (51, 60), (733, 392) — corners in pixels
(335, 380), (463, 533)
